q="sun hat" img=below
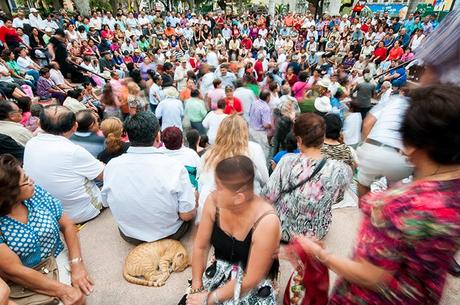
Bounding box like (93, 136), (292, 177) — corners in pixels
(314, 96), (332, 113)
(163, 86), (179, 98)
(317, 78), (331, 88)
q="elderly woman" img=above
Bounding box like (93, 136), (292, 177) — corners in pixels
(297, 85), (460, 304)
(263, 113), (352, 242)
(0, 154), (93, 305)
(188, 155), (280, 305)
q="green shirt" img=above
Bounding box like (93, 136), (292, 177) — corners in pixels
(138, 39), (150, 51)
(246, 84), (260, 97)
(6, 61), (21, 76)
(184, 98), (208, 123)
(299, 98), (316, 113)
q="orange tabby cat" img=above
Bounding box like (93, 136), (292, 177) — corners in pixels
(123, 239), (189, 287)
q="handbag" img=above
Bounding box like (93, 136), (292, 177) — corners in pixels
(8, 257), (60, 305)
(274, 158), (327, 242)
(283, 239), (329, 305)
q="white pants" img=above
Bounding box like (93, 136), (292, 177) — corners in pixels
(357, 142), (413, 187)
(56, 251), (71, 305)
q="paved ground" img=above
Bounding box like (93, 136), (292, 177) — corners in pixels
(79, 208), (460, 305)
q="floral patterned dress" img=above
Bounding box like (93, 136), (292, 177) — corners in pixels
(263, 154), (352, 241)
(329, 178), (460, 304)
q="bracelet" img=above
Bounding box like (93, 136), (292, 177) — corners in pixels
(190, 286), (205, 294)
(69, 257), (83, 265)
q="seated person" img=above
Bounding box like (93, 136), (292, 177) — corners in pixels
(70, 109), (105, 158)
(101, 111), (196, 245)
(384, 60), (407, 88)
(36, 68), (66, 104)
(160, 126), (201, 189)
(0, 100), (33, 146)
(0, 134), (24, 162)
(0, 154), (91, 305)
(48, 61), (74, 91)
(23, 105), (104, 224)
(63, 88), (87, 113)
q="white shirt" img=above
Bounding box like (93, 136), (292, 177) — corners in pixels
(125, 17), (138, 29)
(206, 51), (219, 68)
(49, 68), (65, 85)
(343, 113), (362, 146)
(89, 17), (102, 30)
(160, 146), (201, 169)
(155, 97), (184, 130)
(102, 16), (116, 30)
(17, 56), (35, 71)
(174, 66), (188, 91)
(202, 111), (228, 144)
(101, 146), (195, 242)
(28, 14), (44, 29)
(149, 83), (164, 105)
(368, 96), (409, 149)
(23, 134), (104, 223)
(200, 72), (215, 97)
(234, 87), (257, 122)
(13, 17), (30, 29)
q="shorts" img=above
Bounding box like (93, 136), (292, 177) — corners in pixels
(357, 142), (413, 187)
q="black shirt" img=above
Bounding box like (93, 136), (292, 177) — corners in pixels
(97, 142), (130, 164)
(0, 134), (24, 162)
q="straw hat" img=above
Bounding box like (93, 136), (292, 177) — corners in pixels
(314, 96), (332, 113)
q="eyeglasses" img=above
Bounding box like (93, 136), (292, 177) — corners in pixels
(19, 175), (33, 187)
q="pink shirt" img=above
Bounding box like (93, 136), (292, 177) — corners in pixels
(207, 88), (225, 110)
(292, 81), (311, 101)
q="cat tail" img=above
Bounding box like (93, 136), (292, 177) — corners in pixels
(123, 266), (154, 286)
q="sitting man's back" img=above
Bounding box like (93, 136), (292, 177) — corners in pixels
(102, 111), (195, 244)
(70, 109), (105, 157)
(24, 105), (105, 224)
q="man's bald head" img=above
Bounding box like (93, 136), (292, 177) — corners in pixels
(39, 105), (76, 135)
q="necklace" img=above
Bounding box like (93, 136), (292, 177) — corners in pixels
(423, 166), (460, 180)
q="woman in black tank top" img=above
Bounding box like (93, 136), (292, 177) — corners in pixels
(186, 156), (280, 305)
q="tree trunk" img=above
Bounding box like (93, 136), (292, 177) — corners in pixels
(52, 0), (62, 10)
(110, 0), (119, 13)
(73, 0), (91, 15)
(268, 0), (275, 17)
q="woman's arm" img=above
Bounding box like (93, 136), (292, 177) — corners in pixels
(296, 236), (393, 290)
(0, 244), (84, 305)
(191, 195), (215, 289)
(59, 214), (93, 295)
(0, 277), (10, 305)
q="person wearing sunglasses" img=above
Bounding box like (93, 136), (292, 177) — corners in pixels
(0, 154), (93, 305)
(188, 155), (280, 305)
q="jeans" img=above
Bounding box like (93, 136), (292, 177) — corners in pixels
(190, 121), (206, 135)
(26, 70), (39, 83)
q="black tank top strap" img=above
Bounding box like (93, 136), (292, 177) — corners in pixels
(215, 206), (220, 226)
(252, 210), (278, 232)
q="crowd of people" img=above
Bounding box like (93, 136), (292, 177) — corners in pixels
(0, 4), (459, 305)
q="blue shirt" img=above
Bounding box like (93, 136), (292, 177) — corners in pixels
(0, 186), (64, 268)
(391, 67), (407, 82)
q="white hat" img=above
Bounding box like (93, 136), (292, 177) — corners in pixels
(163, 86), (179, 98)
(314, 96), (332, 113)
(30, 8), (38, 13)
(317, 78), (331, 88)
(257, 52), (264, 60)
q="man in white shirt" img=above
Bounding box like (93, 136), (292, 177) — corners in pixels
(174, 58), (189, 91)
(234, 79), (257, 122)
(155, 87), (184, 130)
(28, 8), (44, 29)
(102, 12), (116, 30)
(0, 101), (33, 147)
(253, 35), (266, 49)
(199, 64), (215, 98)
(23, 105), (104, 223)
(12, 10), (30, 29)
(102, 112), (195, 244)
(206, 45), (219, 68)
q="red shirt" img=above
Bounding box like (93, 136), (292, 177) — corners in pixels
(241, 38), (252, 50)
(224, 97), (242, 114)
(361, 23), (369, 33)
(254, 60), (264, 82)
(374, 47), (387, 61)
(388, 46), (404, 60)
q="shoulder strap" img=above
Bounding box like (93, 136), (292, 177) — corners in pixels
(278, 158), (327, 197)
(252, 210), (277, 232)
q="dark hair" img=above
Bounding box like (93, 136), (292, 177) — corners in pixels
(199, 134), (209, 148)
(124, 111), (160, 147)
(213, 78), (222, 88)
(186, 129), (200, 152)
(75, 109), (96, 132)
(161, 126), (183, 150)
(0, 154), (22, 216)
(259, 90), (271, 102)
(0, 100), (17, 120)
(217, 98), (226, 109)
(40, 105), (76, 135)
(299, 71), (309, 82)
(293, 113), (325, 148)
(67, 88), (83, 99)
(215, 155), (255, 192)
(191, 89), (200, 98)
(39, 67), (49, 76)
(283, 132), (298, 152)
(401, 85), (460, 165)
(163, 62), (173, 71)
(30, 103), (43, 117)
(324, 113), (342, 140)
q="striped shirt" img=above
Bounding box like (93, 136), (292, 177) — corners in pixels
(249, 99), (271, 131)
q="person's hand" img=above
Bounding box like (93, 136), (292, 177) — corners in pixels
(59, 285), (85, 305)
(71, 264), (94, 295)
(186, 291), (209, 305)
(294, 235), (325, 258)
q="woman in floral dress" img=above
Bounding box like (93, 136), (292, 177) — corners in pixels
(263, 113), (352, 242)
(296, 85), (460, 304)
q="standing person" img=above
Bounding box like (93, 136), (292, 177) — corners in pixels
(205, 79), (225, 111)
(187, 156), (280, 305)
(202, 99), (228, 145)
(352, 73), (375, 119)
(184, 89), (208, 135)
(249, 91), (272, 160)
(234, 79), (257, 122)
(223, 86), (243, 115)
(297, 85), (460, 305)
(263, 113), (352, 242)
(197, 115), (269, 223)
(102, 112), (196, 244)
(155, 87), (184, 131)
(148, 73), (164, 113)
(23, 106), (104, 224)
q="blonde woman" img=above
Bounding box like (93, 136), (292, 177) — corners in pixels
(97, 117), (130, 164)
(197, 115), (269, 223)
